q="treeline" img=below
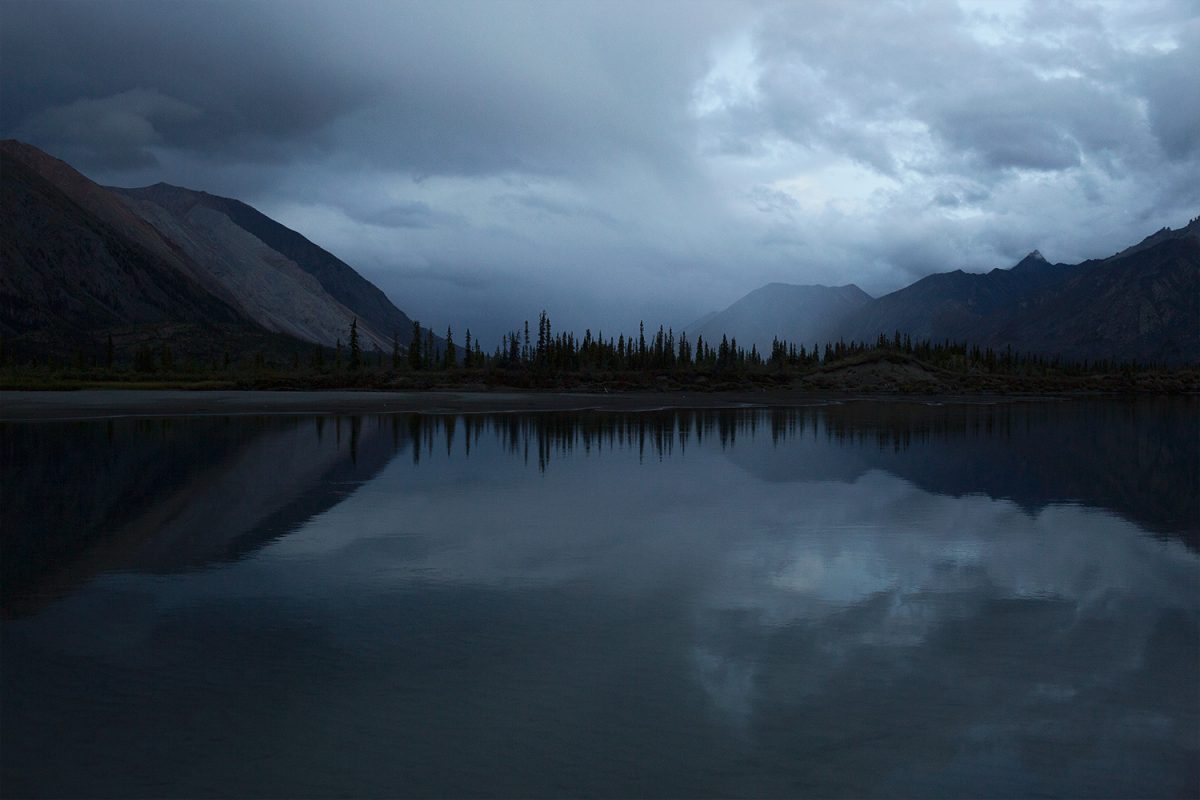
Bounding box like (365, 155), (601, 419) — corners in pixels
(402, 311), (1167, 378)
(0, 310), (1185, 384)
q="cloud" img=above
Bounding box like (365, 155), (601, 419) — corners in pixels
(15, 89), (200, 169)
(346, 201), (463, 231)
(1, 0), (1197, 344)
(1136, 24), (1200, 160)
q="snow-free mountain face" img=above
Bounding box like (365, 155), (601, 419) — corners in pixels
(689, 283), (872, 353)
(113, 183), (412, 352)
(1, 140), (424, 359)
(832, 225), (1198, 362)
(983, 232), (1199, 363)
(700, 220), (1198, 364)
(3, 139), (1195, 366)
(0, 140), (247, 350)
(834, 252), (1076, 347)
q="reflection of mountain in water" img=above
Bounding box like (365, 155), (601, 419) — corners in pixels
(3, 399), (1194, 617)
(724, 399), (1199, 545)
(1, 415), (404, 617)
(405, 400), (1197, 544)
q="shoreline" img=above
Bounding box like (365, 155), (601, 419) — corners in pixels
(0, 387), (1165, 421)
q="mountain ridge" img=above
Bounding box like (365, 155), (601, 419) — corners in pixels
(1, 140), (427, 362)
(689, 283), (872, 352)
(3, 140), (1195, 366)
(699, 220), (1198, 363)
(112, 183), (415, 349)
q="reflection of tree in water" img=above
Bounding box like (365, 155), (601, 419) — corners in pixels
(398, 399), (1197, 544)
(3, 399), (1194, 617)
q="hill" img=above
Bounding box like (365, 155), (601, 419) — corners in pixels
(112, 184), (413, 351)
(0, 140), (425, 363)
(689, 283), (871, 352)
(701, 219), (1199, 363)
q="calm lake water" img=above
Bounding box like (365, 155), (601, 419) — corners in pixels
(2, 399), (1197, 798)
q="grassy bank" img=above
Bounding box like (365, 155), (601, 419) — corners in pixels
(3, 351), (1196, 394)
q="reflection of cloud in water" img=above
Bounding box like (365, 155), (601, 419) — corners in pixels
(250, 446), (1197, 766)
(5, 405), (1197, 798)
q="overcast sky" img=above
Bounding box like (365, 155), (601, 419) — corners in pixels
(3, 0), (1197, 344)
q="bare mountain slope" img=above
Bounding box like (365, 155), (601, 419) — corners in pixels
(833, 220), (1198, 362)
(986, 234), (1199, 362)
(835, 250), (1080, 345)
(1, 140), (429, 361)
(113, 184), (417, 350)
(0, 140), (245, 349)
(690, 283), (872, 351)
(706, 218), (1198, 364)
(113, 185), (396, 350)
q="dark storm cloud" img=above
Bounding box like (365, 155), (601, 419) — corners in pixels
(3, 0), (715, 178)
(1136, 24), (1200, 160)
(2, 0), (1197, 344)
(1, 1), (371, 168)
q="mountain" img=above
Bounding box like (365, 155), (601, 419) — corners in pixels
(834, 220), (1199, 362)
(0, 140), (422, 361)
(0, 140), (247, 354)
(689, 283), (872, 352)
(700, 219), (1199, 363)
(983, 230), (1199, 362)
(2, 414), (402, 618)
(112, 184), (411, 351)
(834, 251), (1081, 346)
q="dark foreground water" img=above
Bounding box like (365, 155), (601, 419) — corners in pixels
(2, 399), (1197, 798)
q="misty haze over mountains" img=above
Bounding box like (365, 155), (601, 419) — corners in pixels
(4, 0), (1197, 343)
(696, 222), (1199, 363)
(2, 140), (1197, 364)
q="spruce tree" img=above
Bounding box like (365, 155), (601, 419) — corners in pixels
(348, 318), (362, 370)
(444, 326), (455, 369)
(409, 321), (422, 370)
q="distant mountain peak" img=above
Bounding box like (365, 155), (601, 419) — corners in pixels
(1013, 250), (1049, 270)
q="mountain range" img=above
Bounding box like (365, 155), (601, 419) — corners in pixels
(2, 139), (1196, 366)
(692, 221), (1199, 363)
(1, 139), (421, 362)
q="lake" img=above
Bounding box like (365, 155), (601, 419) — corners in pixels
(2, 399), (1197, 798)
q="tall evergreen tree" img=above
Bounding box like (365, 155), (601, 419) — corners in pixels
(444, 326), (455, 369)
(348, 318), (362, 370)
(409, 321), (423, 370)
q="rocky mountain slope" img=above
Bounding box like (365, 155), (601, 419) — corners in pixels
(113, 184), (412, 351)
(689, 283), (871, 352)
(0, 140), (246, 353)
(1, 140), (423, 360)
(701, 219), (1198, 363)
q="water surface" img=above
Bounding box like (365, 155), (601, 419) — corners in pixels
(2, 399), (1197, 797)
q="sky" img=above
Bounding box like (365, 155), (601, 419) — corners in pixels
(2, 0), (1198, 345)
